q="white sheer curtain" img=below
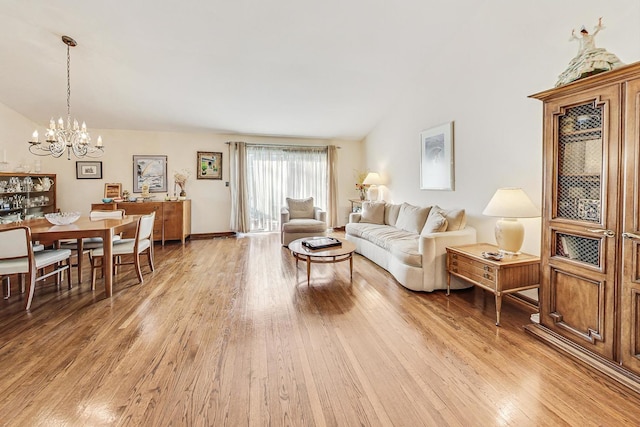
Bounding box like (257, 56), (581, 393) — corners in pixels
(246, 145), (327, 232)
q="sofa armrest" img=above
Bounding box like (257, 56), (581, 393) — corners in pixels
(418, 226), (477, 254)
(419, 226), (478, 291)
(314, 207), (327, 223)
(348, 212), (362, 223)
(280, 207), (290, 226)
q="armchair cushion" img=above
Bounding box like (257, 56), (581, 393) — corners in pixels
(286, 197), (315, 219)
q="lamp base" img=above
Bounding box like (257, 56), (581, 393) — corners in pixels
(495, 218), (524, 254)
(367, 185), (379, 202)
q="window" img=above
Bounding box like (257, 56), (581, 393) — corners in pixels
(246, 145), (327, 232)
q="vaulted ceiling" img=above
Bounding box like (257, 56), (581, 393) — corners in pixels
(0, 1), (479, 140)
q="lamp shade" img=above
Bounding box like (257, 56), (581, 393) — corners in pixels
(482, 188), (538, 218)
(362, 172), (382, 186)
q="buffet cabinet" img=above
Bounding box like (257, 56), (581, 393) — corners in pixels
(91, 200), (191, 245)
(0, 172), (56, 222)
(526, 61), (640, 392)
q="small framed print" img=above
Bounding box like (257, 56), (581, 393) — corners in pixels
(104, 183), (122, 199)
(76, 161), (102, 179)
(197, 151), (223, 180)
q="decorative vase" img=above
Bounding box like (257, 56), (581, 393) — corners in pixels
(359, 190), (366, 200)
(180, 190), (186, 197)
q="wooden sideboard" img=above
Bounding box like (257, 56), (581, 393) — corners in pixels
(91, 200), (191, 245)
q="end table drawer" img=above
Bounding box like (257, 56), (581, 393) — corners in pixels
(449, 254), (497, 289)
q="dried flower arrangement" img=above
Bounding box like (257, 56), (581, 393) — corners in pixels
(174, 169), (190, 196)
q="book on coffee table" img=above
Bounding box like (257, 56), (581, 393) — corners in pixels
(302, 237), (342, 250)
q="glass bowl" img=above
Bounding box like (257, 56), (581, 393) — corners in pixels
(45, 212), (81, 225)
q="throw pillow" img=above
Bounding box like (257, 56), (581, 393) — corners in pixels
(421, 210), (448, 234)
(432, 206), (467, 231)
(287, 197), (314, 219)
(384, 203), (401, 226)
(360, 202), (385, 224)
(395, 203), (432, 234)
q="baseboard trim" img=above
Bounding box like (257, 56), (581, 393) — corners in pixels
(190, 232), (237, 240)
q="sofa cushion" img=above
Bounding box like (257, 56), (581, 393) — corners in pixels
(346, 222), (417, 251)
(360, 202), (385, 225)
(287, 197), (314, 219)
(433, 206), (467, 231)
(389, 240), (422, 267)
(384, 203), (401, 226)
(422, 210), (448, 234)
(395, 203), (431, 234)
(282, 218), (326, 233)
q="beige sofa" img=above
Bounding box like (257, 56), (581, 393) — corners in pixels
(346, 201), (476, 292)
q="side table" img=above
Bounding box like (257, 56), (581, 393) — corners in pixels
(446, 243), (540, 326)
(349, 198), (363, 213)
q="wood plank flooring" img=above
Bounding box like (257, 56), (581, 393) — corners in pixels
(1, 231), (639, 426)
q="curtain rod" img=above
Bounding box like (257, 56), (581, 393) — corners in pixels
(225, 142), (341, 149)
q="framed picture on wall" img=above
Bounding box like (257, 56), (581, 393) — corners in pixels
(76, 161), (102, 179)
(133, 155), (168, 193)
(420, 121), (455, 191)
(197, 151), (223, 180)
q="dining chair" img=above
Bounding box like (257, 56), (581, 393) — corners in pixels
(89, 212), (155, 289)
(2, 241), (45, 299)
(0, 225), (72, 310)
(59, 209), (125, 283)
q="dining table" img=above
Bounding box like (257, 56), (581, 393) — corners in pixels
(0, 215), (139, 297)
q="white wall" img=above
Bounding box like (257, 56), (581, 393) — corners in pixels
(0, 106), (364, 233)
(364, 2), (640, 256)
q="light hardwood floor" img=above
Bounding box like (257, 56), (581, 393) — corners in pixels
(1, 231), (640, 426)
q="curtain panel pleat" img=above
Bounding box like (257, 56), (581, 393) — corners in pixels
(229, 141), (250, 233)
(327, 145), (338, 228)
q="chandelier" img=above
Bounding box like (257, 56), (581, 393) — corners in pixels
(28, 35), (104, 159)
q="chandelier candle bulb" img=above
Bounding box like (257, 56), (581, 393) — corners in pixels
(31, 130), (38, 143)
(96, 136), (103, 147)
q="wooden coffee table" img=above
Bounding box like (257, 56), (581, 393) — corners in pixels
(288, 238), (356, 285)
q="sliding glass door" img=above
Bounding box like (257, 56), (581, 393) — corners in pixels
(246, 145), (327, 232)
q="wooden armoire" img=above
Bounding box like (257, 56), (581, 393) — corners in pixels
(526, 62), (640, 393)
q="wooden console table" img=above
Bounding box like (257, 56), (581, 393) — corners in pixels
(91, 200), (191, 245)
(446, 243), (540, 326)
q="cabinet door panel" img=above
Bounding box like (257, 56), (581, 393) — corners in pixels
(540, 84), (620, 360)
(621, 78), (640, 374)
(547, 267), (613, 357)
(162, 202), (183, 240)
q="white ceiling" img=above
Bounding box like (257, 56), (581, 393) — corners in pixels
(0, 0), (475, 141)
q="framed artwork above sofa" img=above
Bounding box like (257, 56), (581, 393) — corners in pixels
(420, 121), (455, 191)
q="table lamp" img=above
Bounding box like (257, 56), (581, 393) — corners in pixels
(482, 187), (539, 254)
(363, 172), (382, 201)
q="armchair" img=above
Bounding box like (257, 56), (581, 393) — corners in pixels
(280, 197), (327, 246)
